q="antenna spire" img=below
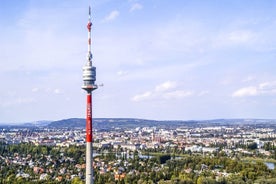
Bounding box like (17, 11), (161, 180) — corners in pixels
(87, 6), (93, 64)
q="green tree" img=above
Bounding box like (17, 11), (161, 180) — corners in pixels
(71, 177), (84, 184)
(247, 142), (258, 150)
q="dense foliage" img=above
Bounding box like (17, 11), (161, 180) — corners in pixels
(1, 142), (276, 183)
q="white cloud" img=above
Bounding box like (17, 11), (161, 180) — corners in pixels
(232, 81), (276, 97)
(130, 3), (143, 12)
(155, 81), (177, 92)
(232, 86), (258, 97)
(54, 89), (62, 94)
(44, 88), (63, 94)
(103, 10), (119, 22)
(117, 70), (128, 76)
(259, 81), (276, 93)
(131, 81), (194, 102)
(132, 91), (152, 102)
(163, 90), (193, 99)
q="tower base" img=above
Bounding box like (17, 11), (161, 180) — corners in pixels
(86, 142), (93, 184)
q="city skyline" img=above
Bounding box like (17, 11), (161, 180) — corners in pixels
(0, 0), (276, 122)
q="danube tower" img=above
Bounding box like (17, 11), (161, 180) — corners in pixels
(82, 6), (97, 184)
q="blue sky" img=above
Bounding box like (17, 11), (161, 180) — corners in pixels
(0, 0), (276, 122)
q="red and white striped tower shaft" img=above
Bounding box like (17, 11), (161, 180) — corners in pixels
(82, 6), (97, 184)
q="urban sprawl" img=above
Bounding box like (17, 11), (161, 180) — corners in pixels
(1, 119), (276, 183)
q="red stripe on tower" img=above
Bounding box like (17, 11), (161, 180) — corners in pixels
(87, 22), (92, 32)
(86, 94), (92, 143)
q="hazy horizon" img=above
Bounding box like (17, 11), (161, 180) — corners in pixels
(2, 117), (276, 126)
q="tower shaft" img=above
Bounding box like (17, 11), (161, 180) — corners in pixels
(86, 93), (93, 184)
